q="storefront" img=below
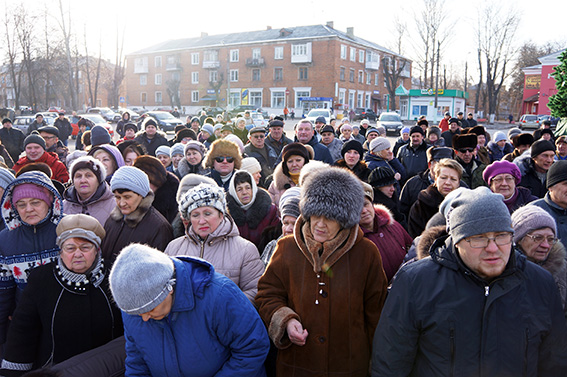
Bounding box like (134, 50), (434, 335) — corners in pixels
(398, 89), (468, 123)
(298, 97), (333, 116)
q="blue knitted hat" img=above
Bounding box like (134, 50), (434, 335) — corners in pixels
(110, 166), (150, 197)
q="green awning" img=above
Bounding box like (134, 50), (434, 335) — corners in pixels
(395, 84), (409, 96)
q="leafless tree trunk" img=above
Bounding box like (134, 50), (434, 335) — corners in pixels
(84, 25), (94, 106)
(4, 7), (22, 109)
(57, 0), (78, 110)
(14, 5), (38, 109)
(383, 56), (409, 111)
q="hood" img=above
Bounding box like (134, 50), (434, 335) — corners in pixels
(373, 204), (394, 228)
(1, 171), (63, 230)
(88, 144), (125, 169)
(171, 256), (214, 312)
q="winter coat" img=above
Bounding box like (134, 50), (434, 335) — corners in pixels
(361, 204), (413, 282)
(438, 117), (449, 132)
(134, 131), (169, 156)
(206, 169), (235, 192)
(256, 217), (387, 377)
(503, 148), (523, 162)
(243, 143), (278, 182)
(396, 142), (429, 181)
(0, 258), (122, 376)
(0, 144), (14, 168)
(176, 157), (209, 178)
(373, 189), (407, 230)
(101, 192), (173, 266)
(392, 137), (409, 157)
(63, 181), (116, 226)
(116, 118), (135, 139)
(13, 151), (70, 183)
(122, 256), (269, 377)
(152, 172), (180, 223)
(333, 159), (371, 182)
(267, 163), (296, 207)
(27, 120), (47, 136)
(46, 140), (69, 166)
(265, 134), (293, 157)
(54, 117), (73, 141)
(408, 185), (445, 238)
(440, 130), (460, 147)
(0, 171), (63, 344)
(164, 216), (264, 301)
(487, 141), (515, 162)
(532, 194), (567, 246)
(517, 156), (548, 198)
(320, 138), (344, 163)
(372, 235), (567, 377)
(502, 186), (537, 214)
(456, 157), (487, 190)
(0, 127), (25, 163)
(297, 136), (334, 164)
(227, 188), (280, 248)
(399, 170), (433, 217)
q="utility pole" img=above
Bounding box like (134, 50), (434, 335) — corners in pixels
(464, 61), (468, 93)
(434, 41), (440, 122)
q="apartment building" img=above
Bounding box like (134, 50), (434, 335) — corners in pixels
(125, 22), (412, 116)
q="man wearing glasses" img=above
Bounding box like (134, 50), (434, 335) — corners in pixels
(243, 126), (277, 188)
(39, 125), (68, 165)
(372, 187), (567, 376)
(453, 133), (487, 189)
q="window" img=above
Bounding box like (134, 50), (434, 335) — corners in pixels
(366, 72), (371, 85)
(359, 50), (364, 63)
(339, 90), (346, 106)
(204, 50), (219, 63)
(252, 69), (261, 81)
(340, 67), (345, 81)
(274, 68), (283, 81)
(155, 91), (162, 103)
(140, 75), (147, 86)
(340, 45), (347, 59)
(252, 48), (261, 59)
(191, 53), (199, 65)
(348, 92), (355, 109)
(357, 93), (363, 107)
(412, 105), (428, 117)
(349, 69), (355, 83)
(230, 49), (239, 62)
(229, 92), (240, 107)
(209, 70), (218, 83)
(230, 69), (239, 82)
(155, 74), (162, 85)
(191, 72), (199, 84)
(375, 73), (379, 86)
(295, 90), (310, 108)
(271, 91), (285, 108)
(365, 93), (371, 108)
(141, 92), (147, 103)
(292, 44), (308, 56)
(358, 70), (363, 83)
(299, 67), (308, 80)
(274, 46), (283, 59)
(250, 91), (262, 107)
(192, 91), (199, 103)
(134, 57), (148, 73)
(155, 56), (162, 68)
(350, 47), (356, 62)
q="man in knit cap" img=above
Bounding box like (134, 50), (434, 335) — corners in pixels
(453, 133), (487, 189)
(517, 139), (556, 198)
(12, 133), (69, 183)
(372, 187), (567, 376)
(440, 117), (461, 147)
(264, 119), (292, 156)
(396, 125), (429, 182)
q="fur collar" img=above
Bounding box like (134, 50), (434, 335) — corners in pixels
(417, 225), (447, 260)
(227, 188), (274, 229)
(272, 162), (295, 191)
(373, 204), (394, 228)
(109, 191), (155, 228)
(177, 157), (207, 177)
(535, 241), (567, 278)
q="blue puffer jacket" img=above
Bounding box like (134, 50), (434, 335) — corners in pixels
(0, 171), (63, 344)
(123, 256), (269, 377)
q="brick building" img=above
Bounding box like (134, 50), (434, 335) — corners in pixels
(125, 22), (412, 116)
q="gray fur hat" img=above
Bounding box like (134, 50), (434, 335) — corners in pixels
(300, 167), (364, 229)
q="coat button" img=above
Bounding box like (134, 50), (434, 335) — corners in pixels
(319, 336), (326, 343)
(321, 290), (328, 298)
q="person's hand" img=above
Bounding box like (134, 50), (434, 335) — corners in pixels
(286, 319), (308, 346)
(394, 172), (401, 181)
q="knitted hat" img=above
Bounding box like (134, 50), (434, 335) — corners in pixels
(341, 140), (364, 158)
(427, 126), (441, 139)
(178, 183), (226, 219)
(368, 166), (396, 188)
(24, 133), (46, 150)
(144, 118), (158, 129)
(0, 167), (15, 190)
(90, 126), (111, 146)
(184, 140), (207, 158)
(190, 116), (200, 125)
(447, 186), (513, 245)
(511, 205), (557, 244)
(508, 127), (522, 141)
(2, 118), (11, 125)
(12, 183), (53, 205)
(240, 157), (261, 175)
(360, 119), (369, 126)
(453, 134), (477, 150)
(224, 134), (244, 153)
(493, 131), (507, 143)
(530, 139), (555, 158)
(155, 145), (171, 157)
(134, 156), (168, 189)
(410, 125), (425, 136)
(301, 167), (364, 229)
(369, 137), (390, 153)
(512, 133), (534, 148)
(203, 139), (242, 170)
(110, 166), (150, 197)
(400, 126), (410, 135)
(366, 128), (380, 137)
(176, 174), (217, 203)
(201, 124), (214, 136)
(56, 214), (106, 248)
(170, 143), (185, 157)
(427, 146), (454, 161)
(70, 156), (107, 184)
(547, 160), (567, 188)
(341, 124), (353, 131)
(315, 116), (326, 124)
(279, 186), (301, 219)
(482, 160), (522, 185)
(124, 123), (138, 133)
(361, 181), (374, 202)
(66, 150), (88, 168)
(109, 243), (175, 315)
(38, 125), (59, 137)
(282, 143), (310, 164)
(438, 187), (469, 221)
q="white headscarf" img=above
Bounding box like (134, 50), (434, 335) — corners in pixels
(228, 170), (258, 211)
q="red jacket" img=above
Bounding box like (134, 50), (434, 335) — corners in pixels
(438, 117), (449, 132)
(13, 151), (69, 183)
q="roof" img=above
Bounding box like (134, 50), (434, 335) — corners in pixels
(129, 24), (409, 61)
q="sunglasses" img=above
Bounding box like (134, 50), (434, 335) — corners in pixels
(458, 148), (475, 153)
(215, 156), (234, 163)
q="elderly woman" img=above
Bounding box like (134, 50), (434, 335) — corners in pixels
(88, 144), (125, 184)
(364, 137), (405, 187)
(256, 168), (387, 376)
(203, 139), (242, 191)
(268, 143), (310, 206)
(483, 160), (537, 213)
(227, 170), (279, 248)
(117, 140), (145, 167)
(177, 140), (209, 178)
(334, 140), (371, 181)
(0, 215), (123, 375)
(165, 183), (264, 301)
(367, 166), (407, 228)
(63, 156), (116, 226)
(512, 205), (567, 314)
(408, 158), (463, 238)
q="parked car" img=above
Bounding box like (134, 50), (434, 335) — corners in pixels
(87, 107), (121, 123)
(256, 108), (269, 119)
(47, 106), (64, 113)
(377, 112), (403, 135)
(304, 109), (332, 125)
(128, 106), (147, 115)
(518, 114), (540, 130)
(117, 107), (141, 122)
(354, 108), (377, 121)
(203, 107), (225, 117)
(145, 111), (183, 132)
(228, 105), (257, 118)
(80, 113), (114, 137)
(12, 116), (35, 134)
(250, 112), (268, 128)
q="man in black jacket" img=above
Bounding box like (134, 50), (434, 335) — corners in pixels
(54, 112), (73, 146)
(0, 118), (25, 162)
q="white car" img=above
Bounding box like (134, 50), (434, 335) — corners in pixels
(250, 112), (267, 127)
(304, 109), (332, 125)
(377, 112), (403, 135)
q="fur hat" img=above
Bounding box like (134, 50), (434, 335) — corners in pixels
(178, 183), (226, 219)
(176, 128), (196, 141)
(124, 123), (138, 134)
(299, 160), (329, 186)
(300, 167), (364, 229)
(453, 134), (477, 150)
(176, 174), (217, 204)
(468, 125), (486, 137)
(368, 166), (396, 188)
(56, 214), (105, 249)
(512, 133), (534, 148)
(417, 119), (429, 127)
(511, 205), (557, 244)
(134, 155), (168, 189)
(426, 126), (441, 139)
(282, 143), (310, 165)
(547, 160), (567, 188)
(70, 156), (107, 184)
(203, 139), (242, 170)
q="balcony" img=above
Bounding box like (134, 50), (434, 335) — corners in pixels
(166, 63), (182, 71)
(134, 65), (148, 74)
(246, 57), (265, 67)
(365, 61), (380, 70)
(203, 60), (220, 69)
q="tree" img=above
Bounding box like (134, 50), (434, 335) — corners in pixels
(3, 5), (23, 109)
(548, 50), (567, 118)
(382, 56), (409, 111)
(56, 0), (78, 110)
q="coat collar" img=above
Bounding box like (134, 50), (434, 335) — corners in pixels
(109, 191), (154, 228)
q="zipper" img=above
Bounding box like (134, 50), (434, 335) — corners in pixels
(484, 286), (489, 296)
(524, 327), (529, 377)
(450, 327), (455, 377)
(199, 240), (205, 258)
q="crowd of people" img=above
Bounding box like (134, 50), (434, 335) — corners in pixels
(0, 109), (566, 376)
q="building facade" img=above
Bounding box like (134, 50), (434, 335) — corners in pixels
(125, 23), (411, 116)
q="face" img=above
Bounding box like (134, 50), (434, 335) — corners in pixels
(360, 198), (375, 229)
(25, 143), (44, 161)
(94, 150), (117, 176)
(123, 112), (130, 120)
(114, 190), (144, 215)
(236, 120), (246, 130)
(39, 132), (58, 149)
(140, 291), (173, 322)
(532, 151), (555, 173)
(518, 228), (556, 263)
(497, 140), (507, 148)
(190, 206), (223, 239)
(3, 121), (11, 128)
(353, 128), (360, 136)
(489, 173), (516, 199)
(15, 197), (50, 225)
(456, 232), (512, 281)
(60, 238), (97, 274)
(549, 180), (567, 209)
(282, 215), (297, 237)
(428, 134), (438, 143)
(145, 124), (157, 136)
(213, 156), (235, 175)
(342, 129), (353, 139)
(249, 132), (265, 149)
(252, 171), (261, 185)
(435, 167), (460, 196)
(286, 155), (305, 174)
(366, 132), (378, 142)
(344, 150), (360, 167)
(73, 168), (98, 200)
(157, 154), (171, 167)
(221, 130), (232, 138)
(377, 148), (393, 160)
(477, 135), (486, 147)
(449, 122), (459, 132)
(124, 151), (138, 166)
(296, 122), (314, 144)
(378, 184), (396, 198)
(200, 131), (210, 140)
(186, 149), (203, 166)
(37, 116), (43, 122)
(456, 148), (475, 164)
(309, 215), (341, 243)
(269, 126), (283, 140)
(411, 133), (423, 147)
(235, 182), (253, 205)
(557, 141), (567, 157)
(542, 133), (551, 141)
(171, 153), (183, 168)
(191, 121), (200, 131)
(321, 132), (334, 145)
(125, 128), (136, 138)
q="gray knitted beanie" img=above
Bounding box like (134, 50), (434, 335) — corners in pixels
(448, 186), (513, 244)
(369, 137), (391, 153)
(109, 243), (175, 315)
(24, 132), (46, 150)
(178, 183), (227, 219)
(0, 167), (15, 190)
(511, 205), (557, 244)
(300, 167), (364, 229)
(170, 143), (185, 157)
(110, 166), (150, 197)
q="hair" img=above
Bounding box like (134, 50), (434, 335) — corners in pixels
(433, 158), (464, 180)
(93, 148), (118, 171)
(233, 171), (252, 187)
(113, 188), (137, 195)
(81, 130), (91, 148)
(16, 162), (53, 178)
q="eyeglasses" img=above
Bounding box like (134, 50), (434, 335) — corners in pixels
(525, 234), (558, 246)
(458, 148), (475, 154)
(42, 135), (57, 140)
(251, 134), (265, 139)
(464, 233), (513, 248)
(215, 156), (234, 163)
(62, 243), (96, 254)
(491, 176), (515, 185)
